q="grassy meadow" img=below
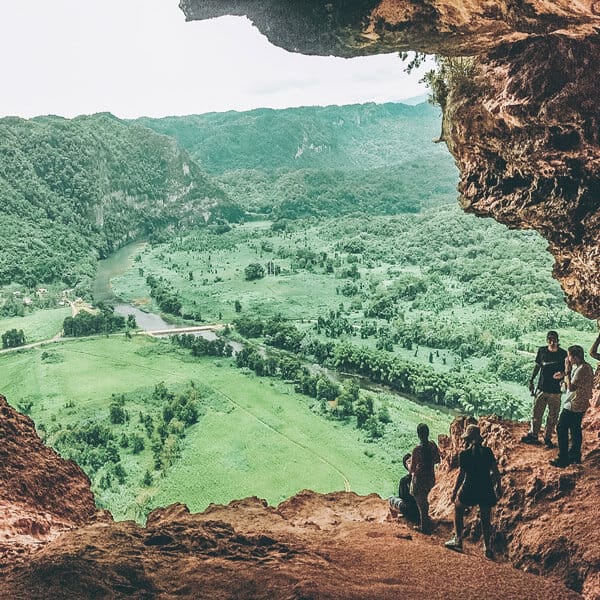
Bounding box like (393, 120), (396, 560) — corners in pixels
(0, 334), (451, 521)
(110, 209), (597, 408)
(0, 307), (70, 344)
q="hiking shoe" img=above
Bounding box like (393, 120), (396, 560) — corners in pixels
(484, 546), (494, 560)
(549, 458), (569, 468)
(413, 524), (432, 535)
(445, 536), (463, 551)
(544, 439), (555, 449)
(521, 433), (541, 445)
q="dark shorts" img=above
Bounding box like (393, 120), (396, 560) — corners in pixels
(458, 483), (497, 508)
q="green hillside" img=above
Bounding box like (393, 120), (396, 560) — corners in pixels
(138, 102), (458, 217)
(0, 113), (240, 291)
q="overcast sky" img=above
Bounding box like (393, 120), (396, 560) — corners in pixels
(0, 0), (432, 119)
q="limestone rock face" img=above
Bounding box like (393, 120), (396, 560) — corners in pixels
(1, 393), (599, 598)
(181, 0), (600, 318)
(0, 395), (106, 562)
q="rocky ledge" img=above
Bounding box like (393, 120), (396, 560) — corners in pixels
(1, 394), (599, 599)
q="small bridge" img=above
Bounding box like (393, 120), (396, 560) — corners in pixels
(142, 324), (229, 337)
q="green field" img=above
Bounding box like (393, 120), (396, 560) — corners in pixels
(109, 209), (597, 412)
(0, 334), (451, 521)
(0, 307), (70, 344)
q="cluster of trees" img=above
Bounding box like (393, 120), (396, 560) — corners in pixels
(1, 328), (25, 348)
(171, 333), (233, 358)
(143, 383), (200, 472)
(331, 343), (525, 419)
(53, 383), (201, 494)
(315, 310), (354, 338)
(229, 312), (525, 419)
(146, 274), (182, 316)
(62, 306), (132, 337)
(54, 422), (121, 474)
(244, 263), (265, 281)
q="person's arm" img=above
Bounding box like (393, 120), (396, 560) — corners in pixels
(529, 351), (541, 393)
(432, 442), (441, 466)
(590, 332), (600, 361)
(564, 357), (577, 391)
(451, 469), (465, 503)
(409, 447), (420, 475)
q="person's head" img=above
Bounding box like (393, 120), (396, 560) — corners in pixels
(546, 330), (559, 349)
(567, 345), (585, 365)
(462, 424), (483, 446)
(402, 453), (411, 472)
(417, 423), (430, 442)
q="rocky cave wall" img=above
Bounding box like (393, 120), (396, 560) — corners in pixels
(181, 0), (600, 319)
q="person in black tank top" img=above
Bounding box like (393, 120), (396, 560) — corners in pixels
(445, 424), (502, 560)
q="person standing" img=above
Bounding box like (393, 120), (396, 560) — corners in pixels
(409, 423), (440, 534)
(550, 345), (594, 467)
(521, 330), (567, 448)
(445, 425), (502, 559)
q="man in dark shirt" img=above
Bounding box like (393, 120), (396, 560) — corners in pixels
(521, 330), (567, 448)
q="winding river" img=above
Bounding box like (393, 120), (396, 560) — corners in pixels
(93, 241), (228, 343)
(93, 241), (174, 331)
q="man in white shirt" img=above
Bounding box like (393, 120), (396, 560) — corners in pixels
(550, 345), (594, 468)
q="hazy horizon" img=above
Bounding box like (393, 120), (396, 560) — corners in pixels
(0, 1), (432, 119)
(6, 93), (431, 123)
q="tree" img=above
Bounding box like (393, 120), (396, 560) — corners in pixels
(109, 403), (127, 424)
(1, 329), (25, 349)
(316, 377), (340, 402)
(142, 470), (153, 486)
(244, 263), (265, 281)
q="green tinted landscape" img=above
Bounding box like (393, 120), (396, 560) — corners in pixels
(0, 101), (595, 522)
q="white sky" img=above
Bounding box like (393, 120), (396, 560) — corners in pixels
(0, 0), (432, 119)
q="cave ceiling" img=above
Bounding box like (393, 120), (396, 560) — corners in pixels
(180, 1), (600, 319)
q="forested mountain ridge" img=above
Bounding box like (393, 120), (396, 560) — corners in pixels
(138, 103), (446, 171)
(138, 102), (459, 218)
(0, 113), (241, 289)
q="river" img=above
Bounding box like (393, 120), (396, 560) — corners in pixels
(93, 241), (147, 304)
(93, 241), (228, 340)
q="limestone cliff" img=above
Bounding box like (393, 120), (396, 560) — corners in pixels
(0, 395), (107, 562)
(180, 0), (600, 319)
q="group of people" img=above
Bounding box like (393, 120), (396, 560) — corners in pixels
(521, 330), (599, 468)
(389, 329), (600, 558)
(390, 421), (501, 559)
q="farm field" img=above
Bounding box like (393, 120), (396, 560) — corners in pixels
(0, 334), (451, 520)
(0, 307), (70, 344)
